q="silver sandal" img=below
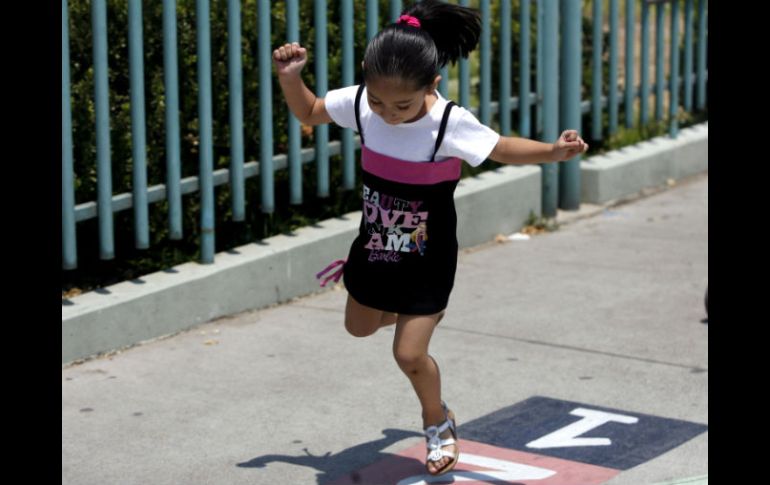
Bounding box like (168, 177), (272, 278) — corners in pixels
(424, 402), (459, 476)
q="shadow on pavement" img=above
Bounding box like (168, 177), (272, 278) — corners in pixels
(237, 428), (423, 484)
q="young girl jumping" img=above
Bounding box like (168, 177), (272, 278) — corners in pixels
(274, 0), (587, 476)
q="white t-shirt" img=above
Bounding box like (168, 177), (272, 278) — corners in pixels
(324, 85), (500, 167)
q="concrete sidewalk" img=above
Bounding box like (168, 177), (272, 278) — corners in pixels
(62, 173), (708, 485)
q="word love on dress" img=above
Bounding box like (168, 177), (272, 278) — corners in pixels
(362, 184), (429, 259)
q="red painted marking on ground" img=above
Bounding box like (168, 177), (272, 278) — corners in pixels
(328, 438), (620, 485)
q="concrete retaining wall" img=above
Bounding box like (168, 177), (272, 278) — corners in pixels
(62, 123), (707, 365)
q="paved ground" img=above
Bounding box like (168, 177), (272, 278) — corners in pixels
(62, 173), (708, 485)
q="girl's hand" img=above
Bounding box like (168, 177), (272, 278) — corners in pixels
(273, 42), (308, 78)
(552, 130), (589, 161)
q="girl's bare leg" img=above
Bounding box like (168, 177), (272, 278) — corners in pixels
(392, 312), (456, 474)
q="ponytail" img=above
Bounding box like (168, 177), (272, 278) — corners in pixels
(404, 0), (482, 68)
(363, 0), (481, 89)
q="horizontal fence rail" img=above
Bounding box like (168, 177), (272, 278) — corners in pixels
(62, 0), (708, 269)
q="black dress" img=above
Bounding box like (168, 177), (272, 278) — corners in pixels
(342, 84), (463, 315)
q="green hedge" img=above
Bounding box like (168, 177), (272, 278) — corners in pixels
(64, 0), (384, 293)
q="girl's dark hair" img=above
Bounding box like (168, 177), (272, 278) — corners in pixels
(362, 0), (481, 89)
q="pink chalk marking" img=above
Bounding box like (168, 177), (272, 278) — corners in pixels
(327, 438), (620, 485)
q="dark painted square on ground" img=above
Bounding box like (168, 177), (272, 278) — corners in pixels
(457, 396), (708, 470)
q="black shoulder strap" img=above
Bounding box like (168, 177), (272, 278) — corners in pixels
(354, 83), (365, 146)
(430, 101), (456, 162)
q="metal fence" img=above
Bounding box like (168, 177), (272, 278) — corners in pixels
(61, 0), (708, 270)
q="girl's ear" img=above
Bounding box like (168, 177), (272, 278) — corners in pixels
(427, 75), (442, 93)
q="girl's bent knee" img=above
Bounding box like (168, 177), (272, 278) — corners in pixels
(345, 320), (378, 338)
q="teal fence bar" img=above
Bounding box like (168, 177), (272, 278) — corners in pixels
(62, 0), (77, 270)
(314, 0), (329, 198)
(669, 0), (680, 137)
(366, 0), (378, 41)
(286, 0), (302, 205)
(459, 0), (470, 109)
(128, 0), (149, 249)
(683, 0), (694, 112)
(655, 1), (665, 121)
(519, 0), (531, 138)
(696, 0), (707, 110)
(196, 0), (215, 264)
(640, 0), (650, 126)
(479, 0), (491, 126)
(559, 0), (581, 211)
(499, 0), (511, 136)
(390, 0), (402, 22)
(541, 0), (558, 218)
(624, 0), (635, 129)
(536, 0), (544, 135)
(341, 0), (355, 190)
(591, 0), (602, 140)
(608, 0), (619, 135)
(439, 66), (449, 97)
(228, 0), (246, 220)
(92, 0), (115, 260)
(162, 0), (183, 240)
(258, 0), (274, 212)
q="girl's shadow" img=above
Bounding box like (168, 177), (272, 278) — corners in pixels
(237, 428), (423, 484)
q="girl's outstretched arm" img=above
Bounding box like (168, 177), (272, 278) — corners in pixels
(273, 42), (333, 126)
(488, 130), (588, 165)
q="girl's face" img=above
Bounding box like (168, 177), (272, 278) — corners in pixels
(365, 76), (441, 125)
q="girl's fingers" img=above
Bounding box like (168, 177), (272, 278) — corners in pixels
(564, 140), (589, 154)
(560, 131), (589, 153)
(273, 43), (301, 62)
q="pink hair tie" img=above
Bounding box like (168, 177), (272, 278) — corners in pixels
(397, 14), (421, 29)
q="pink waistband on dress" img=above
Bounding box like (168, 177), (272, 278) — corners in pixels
(361, 145), (462, 185)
